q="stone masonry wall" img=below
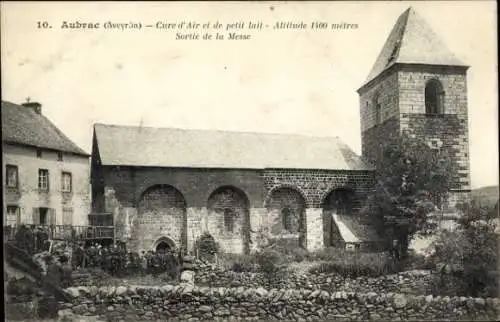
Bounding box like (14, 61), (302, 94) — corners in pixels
(359, 71), (400, 133)
(99, 166), (375, 253)
(207, 187), (250, 254)
(397, 67), (468, 115)
(402, 114), (470, 191)
(132, 185), (187, 252)
(266, 187), (307, 248)
(361, 116), (401, 166)
(398, 68), (470, 192)
(62, 284), (500, 321)
(262, 169), (374, 209)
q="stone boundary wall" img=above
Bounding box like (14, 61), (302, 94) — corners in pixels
(62, 284), (500, 321)
(195, 269), (434, 296)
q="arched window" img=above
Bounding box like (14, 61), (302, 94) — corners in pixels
(373, 94), (382, 125)
(425, 79), (445, 115)
(223, 208), (235, 232)
(282, 207), (292, 232)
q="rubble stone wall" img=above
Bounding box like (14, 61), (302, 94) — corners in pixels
(98, 166), (375, 254)
(62, 284), (500, 321)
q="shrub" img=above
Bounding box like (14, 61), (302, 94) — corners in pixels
(307, 251), (396, 278)
(266, 241), (309, 263)
(194, 233), (219, 262)
(256, 249), (282, 274)
(401, 250), (436, 271)
(218, 253), (259, 272)
(427, 201), (499, 297)
(307, 247), (341, 262)
(255, 249), (288, 287)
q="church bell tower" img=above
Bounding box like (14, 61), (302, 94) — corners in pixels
(357, 7), (471, 208)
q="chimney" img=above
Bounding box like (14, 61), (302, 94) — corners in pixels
(21, 101), (42, 115)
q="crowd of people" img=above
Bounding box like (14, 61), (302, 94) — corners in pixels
(12, 224), (54, 255)
(10, 225), (183, 281)
(73, 242), (181, 278)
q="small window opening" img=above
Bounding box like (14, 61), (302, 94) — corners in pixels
(425, 79), (445, 115)
(282, 207), (293, 232)
(224, 208), (235, 233)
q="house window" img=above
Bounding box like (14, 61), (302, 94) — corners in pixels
(62, 207), (73, 226)
(6, 206), (20, 226)
(61, 172), (72, 193)
(425, 79), (445, 115)
(6, 164), (18, 188)
(223, 208), (235, 233)
(282, 207), (293, 232)
(33, 207), (55, 225)
(36, 149), (42, 158)
(58, 152), (63, 161)
(38, 169), (49, 191)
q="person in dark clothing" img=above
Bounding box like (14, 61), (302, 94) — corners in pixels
(109, 248), (121, 276)
(145, 250), (153, 275)
(60, 255), (73, 288)
(35, 227), (49, 253)
(72, 243), (84, 269)
(139, 251), (148, 276)
(44, 255), (63, 290)
(87, 245), (97, 267)
(15, 225), (27, 248)
(24, 226), (35, 255)
(150, 251), (162, 277)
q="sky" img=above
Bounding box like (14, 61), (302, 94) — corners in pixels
(1, 1), (498, 189)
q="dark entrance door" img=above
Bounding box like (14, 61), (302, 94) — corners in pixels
(156, 241), (172, 254)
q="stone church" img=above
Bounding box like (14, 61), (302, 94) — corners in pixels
(90, 7), (471, 254)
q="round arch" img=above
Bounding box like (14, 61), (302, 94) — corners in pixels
(138, 184), (187, 210)
(264, 184), (309, 209)
(207, 185), (250, 210)
(322, 187), (356, 247)
(137, 184), (188, 252)
(425, 78), (445, 115)
(152, 236), (177, 253)
(321, 186), (356, 211)
(207, 185), (251, 254)
(265, 186), (307, 249)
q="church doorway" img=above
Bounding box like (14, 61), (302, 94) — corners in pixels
(153, 236), (176, 254)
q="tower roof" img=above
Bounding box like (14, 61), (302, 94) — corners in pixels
(362, 7), (467, 88)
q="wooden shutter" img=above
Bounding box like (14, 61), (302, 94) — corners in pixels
(32, 208), (40, 225)
(15, 207), (21, 226)
(49, 208), (56, 225)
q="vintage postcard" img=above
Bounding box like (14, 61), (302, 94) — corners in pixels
(2, 1), (498, 321)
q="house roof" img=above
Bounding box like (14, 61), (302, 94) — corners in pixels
(1, 100), (89, 156)
(93, 123), (373, 171)
(362, 7), (467, 88)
